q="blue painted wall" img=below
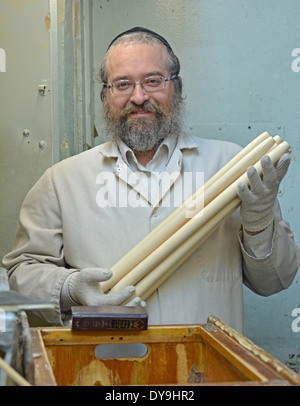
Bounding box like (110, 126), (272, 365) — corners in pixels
(92, 0), (300, 369)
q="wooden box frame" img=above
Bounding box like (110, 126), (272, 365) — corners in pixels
(30, 316), (300, 386)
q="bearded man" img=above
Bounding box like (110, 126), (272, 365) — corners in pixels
(2, 28), (299, 331)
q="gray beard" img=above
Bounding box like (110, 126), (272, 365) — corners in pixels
(102, 99), (184, 152)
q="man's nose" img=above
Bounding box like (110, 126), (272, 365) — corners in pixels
(129, 83), (149, 105)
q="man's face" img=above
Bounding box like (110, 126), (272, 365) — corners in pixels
(103, 42), (182, 152)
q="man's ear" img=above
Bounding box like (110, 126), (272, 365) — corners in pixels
(177, 76), (183, 97)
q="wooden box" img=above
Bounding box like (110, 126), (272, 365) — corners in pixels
(30, 316), (300, 386)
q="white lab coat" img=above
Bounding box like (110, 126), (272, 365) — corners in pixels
(2, 133), (299, 332)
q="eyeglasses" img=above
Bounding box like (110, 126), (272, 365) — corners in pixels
(103, 75), (177, 95)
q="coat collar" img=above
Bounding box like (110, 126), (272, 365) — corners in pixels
(98, 133), (199, 207)
(99, 132), (199, 160)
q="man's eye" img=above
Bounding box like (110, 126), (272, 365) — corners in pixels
(144, 77), (162, 87)
(115, 81), (132, 91)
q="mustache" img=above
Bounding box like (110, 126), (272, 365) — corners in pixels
(117, 101), (164, 120)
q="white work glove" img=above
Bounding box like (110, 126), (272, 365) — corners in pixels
(68, 268), (138, 307)
(237, 153), (291, 233)
(126, 296), (147, 308)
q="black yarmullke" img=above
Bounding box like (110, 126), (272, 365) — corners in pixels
(106, 26), (174, 53)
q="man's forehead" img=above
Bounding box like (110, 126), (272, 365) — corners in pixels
(106, 43), (169, 78)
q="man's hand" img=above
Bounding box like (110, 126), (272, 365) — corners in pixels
(68, 268), (136, 306)
(237, 153), (291, 233)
